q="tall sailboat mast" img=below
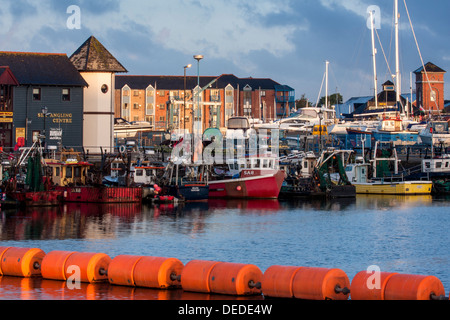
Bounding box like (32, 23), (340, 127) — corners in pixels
(394, 0), (402, 109)
(370, 10), (378, 109)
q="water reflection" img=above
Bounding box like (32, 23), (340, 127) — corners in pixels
(0, 203), (143, 241)
(354, 195), (433, 210)
(0, 276), (264, 300)
(0, 195), (442, 241)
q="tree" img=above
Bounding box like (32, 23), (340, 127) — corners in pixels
(296, 94), (312, 109)
(319, 93), (343, 107)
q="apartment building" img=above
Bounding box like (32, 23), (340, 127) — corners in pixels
(115, 74), (295, 132)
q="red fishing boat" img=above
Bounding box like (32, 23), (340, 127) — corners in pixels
(208, 156), (285, 199)
(46, 153), (142, 203)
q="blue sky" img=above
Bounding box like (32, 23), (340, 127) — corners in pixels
(1, 0), (449, 103)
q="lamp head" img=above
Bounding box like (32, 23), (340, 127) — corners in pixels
(194, 55), (204, 61)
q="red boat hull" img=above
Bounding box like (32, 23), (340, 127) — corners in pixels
(208, 171), (285, 199)
(56, 186), (142, 203)
(12, 191), (63, 207)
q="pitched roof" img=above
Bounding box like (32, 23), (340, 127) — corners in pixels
(0, 52), (88, 86)
(414, 62), (446, 74)
(115, 73), (283, 91)
(70, 36), (127, 73)
(115, 75), (218, 90)
(0, 66), (19, 85)
(216, 74), (281, 90)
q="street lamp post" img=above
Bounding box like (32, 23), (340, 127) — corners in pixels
(184, 64), (192, 132)
(193, 55), (204, 132)
(192, 55), (203, 164)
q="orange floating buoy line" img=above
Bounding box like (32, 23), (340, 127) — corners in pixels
(0, 246), (449, 300)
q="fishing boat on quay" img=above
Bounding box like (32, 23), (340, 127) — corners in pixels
(1, 140), (63, 207)
(157, 161), (210, 202)
(345, 141), (433, 195)
(371, 115), (419, 146)
(419, 120), (450, 145)
(46, 150), (143, 204)
(208, 154), (284, 199)
(279, 148), (356, 199)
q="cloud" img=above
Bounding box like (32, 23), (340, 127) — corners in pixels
(83, 0), (303, 62)
(0, 0), (305, 71)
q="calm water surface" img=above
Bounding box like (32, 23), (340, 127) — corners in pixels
(1, 195), (449, 300)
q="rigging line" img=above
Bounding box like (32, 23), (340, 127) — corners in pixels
(375, 28), (394, 83)
(403, 0), (440, 116)
(315, 70), (326, 108)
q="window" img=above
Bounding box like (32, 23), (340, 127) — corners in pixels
(133, 90), (139, 97)
(431, 90), (437, 102)
(74, 167), (81, 178)
(159, 90), (165, 97)
(133, 103), (139, 109)
(66, 167), (73, 179)
(33, 88), (41, 101)
(159, 116), (165, 121)
(101, 84), (109, 94)
(55, 167), (60, 177)
(145, 116), (154, 124)
(136, 170), (144, 177)
(62, 88), (70, 101)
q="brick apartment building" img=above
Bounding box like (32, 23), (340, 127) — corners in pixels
(115, 74), (295, 132)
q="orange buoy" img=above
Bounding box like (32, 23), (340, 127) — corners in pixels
(292, 267), (350, 300)
(180, 260), (221, 293)
(108, 255), (143, 286)
(209, 262), (263, 296)
(350, 271), (397, 300)
(133, 256), (183, 289)
(41, 251), (76, 281)
(0, 247), (45, 278)
(64, 252), (111, 283)
(0, 247), (11, 276)
(383, 273), (446, 300)
(261, 265), (302, 298)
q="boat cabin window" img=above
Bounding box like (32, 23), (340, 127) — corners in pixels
(268, 160), (274, 168)
(55, 167), (60, 177)
(436, 162), (442, 169)
(303, 161), (308, 168)
(146, 169), (153, 176)
(445, 162), (449, 168)
(425, 162), (431, 169)
(345, 166), (353, 172)
(263, 159), (268, 168)
(74, 167), (81, 178)
(434, 124), (446, 132)
(136, 169), (144, 177)
(66, 167), (73, 178)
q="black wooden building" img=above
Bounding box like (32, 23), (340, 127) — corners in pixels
(0, 52), (88, 151)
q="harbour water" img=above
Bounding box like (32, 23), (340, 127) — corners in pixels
(0, 195), (449, 300)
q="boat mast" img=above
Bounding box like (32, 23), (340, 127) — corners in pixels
(394, 0), (402, 112)
(370, 10), (378, 109)
(325, 60), (329, 109)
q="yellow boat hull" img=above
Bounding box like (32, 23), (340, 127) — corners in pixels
(354, 181), (433, 195)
